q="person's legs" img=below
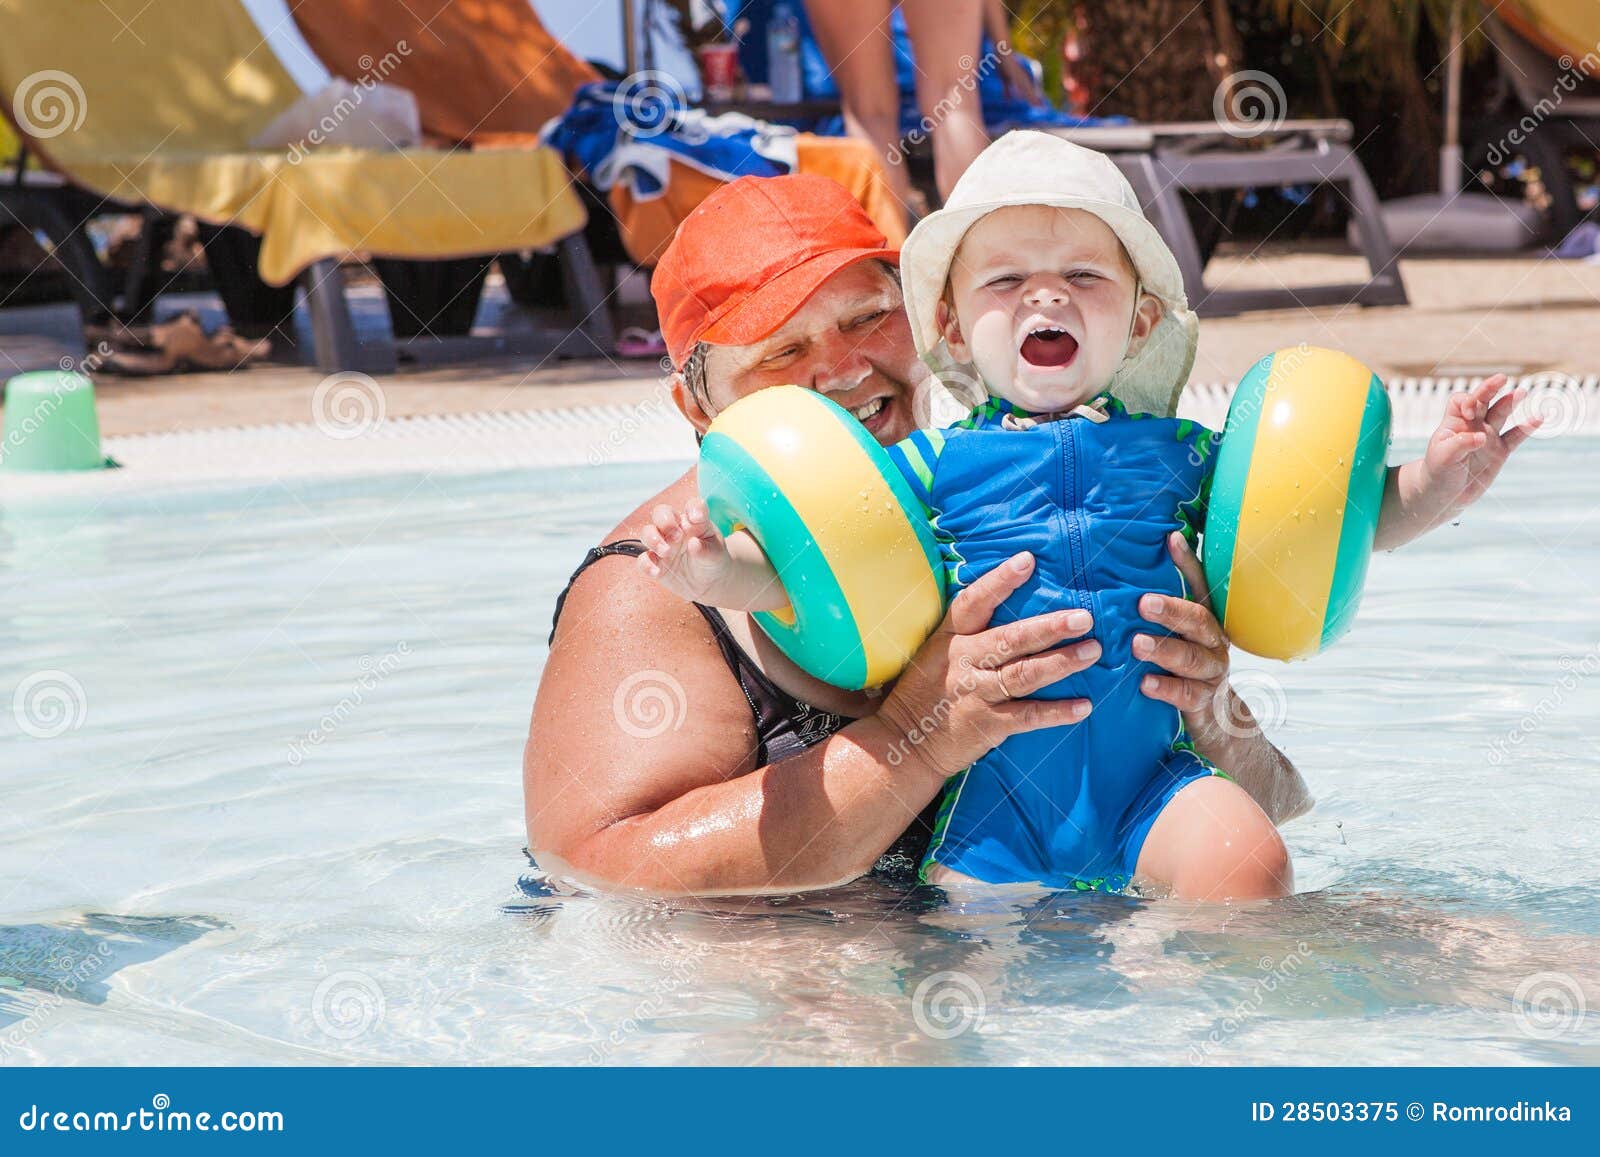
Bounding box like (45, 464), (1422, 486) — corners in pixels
(899, 0), (989, 200)
(804, 0), (912, 215)
(1133, 775), (1293, 901)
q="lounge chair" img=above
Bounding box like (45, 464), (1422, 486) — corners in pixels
(0, 144), (117, 325)
(2, 114), (294, 348)
(1028, 119), (1407, 317)
(0, 0), (606, 372)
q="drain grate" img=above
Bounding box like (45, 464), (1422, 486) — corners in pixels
(1178, 373), (1600, 437)
(2, 374), (1592, 494)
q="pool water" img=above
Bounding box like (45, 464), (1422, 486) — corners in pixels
(1, 445), (1597, 1066)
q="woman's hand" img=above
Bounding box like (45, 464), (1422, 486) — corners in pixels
(875, 551), (1099, 779)
(1134, 532), (1313, 824)
(1134, 531), (1230, 734)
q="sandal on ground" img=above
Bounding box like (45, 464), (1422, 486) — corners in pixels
(615, 326), (668, 359)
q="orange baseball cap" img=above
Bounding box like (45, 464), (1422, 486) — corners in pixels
(652, 174), (900, 370)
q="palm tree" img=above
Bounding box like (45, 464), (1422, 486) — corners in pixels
(1009, 0), (1231, 122)
(1262, 0), (1491, 189)
(1008, 1), (1494, 195)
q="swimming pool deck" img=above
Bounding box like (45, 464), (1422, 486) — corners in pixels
(9, 244), (1600, 440)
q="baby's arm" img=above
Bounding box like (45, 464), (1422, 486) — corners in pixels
(637, 498), (790, 612)
(1374, 374), (1539, 551)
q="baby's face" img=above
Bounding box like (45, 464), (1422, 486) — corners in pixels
(941, 205), (1160, 412)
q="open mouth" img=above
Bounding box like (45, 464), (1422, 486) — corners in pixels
(849, 396), (889, 429)
(1020, 326), (1079, 369)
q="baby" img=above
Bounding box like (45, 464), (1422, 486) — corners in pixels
(639, 131), (1535, 898)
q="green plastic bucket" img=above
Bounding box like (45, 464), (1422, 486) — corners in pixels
(1, 370), (109, 471)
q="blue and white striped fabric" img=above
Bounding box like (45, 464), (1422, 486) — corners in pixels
(542, 81), (800, 202)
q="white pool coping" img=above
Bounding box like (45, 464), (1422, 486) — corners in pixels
(2, 375), (1596, 496)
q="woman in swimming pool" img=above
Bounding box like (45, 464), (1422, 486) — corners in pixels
(524, 174), (1311, 898)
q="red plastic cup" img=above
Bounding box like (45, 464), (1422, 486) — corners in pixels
(696, 43), (740, 102)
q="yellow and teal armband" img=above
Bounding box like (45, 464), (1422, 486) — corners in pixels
(1203, 347), (1393, 660)
(698, 385), (947, 690)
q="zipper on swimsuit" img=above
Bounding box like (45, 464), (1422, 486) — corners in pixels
(1056, 418), (1088, 607)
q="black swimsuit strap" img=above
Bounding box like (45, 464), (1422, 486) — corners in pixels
(547, 539), (937, 883)
(549, 540), (845, 765)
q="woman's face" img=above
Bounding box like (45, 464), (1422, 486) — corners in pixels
(684, 261), (923, 446)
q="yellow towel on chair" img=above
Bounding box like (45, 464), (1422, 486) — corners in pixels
(0, 0), (585, 285)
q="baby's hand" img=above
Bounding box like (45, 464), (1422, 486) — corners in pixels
(1378, 373), (1541, 550)
(637, 498), (732, 603)
(1420, 373), (1539, 513)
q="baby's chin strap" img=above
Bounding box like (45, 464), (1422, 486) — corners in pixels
(1119, 277), (1144, 365)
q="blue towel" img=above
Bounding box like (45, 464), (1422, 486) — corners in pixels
(542, 81), (799, 200)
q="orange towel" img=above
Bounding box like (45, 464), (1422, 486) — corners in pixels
(290, 0), (600, 147)
(796, 134), (908, 249)
(610, 134), (907, 266)
(1498, 1), (1600, 65)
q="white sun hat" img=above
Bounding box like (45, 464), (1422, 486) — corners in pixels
(901, 129), (1198, 417)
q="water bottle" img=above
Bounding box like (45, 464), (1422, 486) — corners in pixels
(768, 2), (803, 104)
